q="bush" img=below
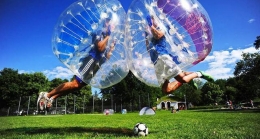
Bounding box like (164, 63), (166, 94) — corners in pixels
(188, 105), (223, 110)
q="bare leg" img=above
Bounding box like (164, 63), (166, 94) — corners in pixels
(162, 71), (199, 94)
(175, 71), (198, 83)
(162, 80), (183, 94)
(47, 79), (85, 99)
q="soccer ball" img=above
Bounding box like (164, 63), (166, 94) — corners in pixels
(133, 123), (148, 136)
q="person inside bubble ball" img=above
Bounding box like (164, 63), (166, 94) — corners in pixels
(37, 20), (116, 111)
(145, 15), (214, 94)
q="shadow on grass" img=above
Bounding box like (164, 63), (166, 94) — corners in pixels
(192, 108), (260, 113)
(0, 126), (136, 137)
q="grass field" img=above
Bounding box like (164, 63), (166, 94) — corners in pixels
(0, 109), (259, 139)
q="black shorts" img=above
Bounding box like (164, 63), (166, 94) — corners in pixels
(74, 75), (87, 85)
(78, 55), (106, 82)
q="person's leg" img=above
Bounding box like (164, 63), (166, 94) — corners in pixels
(162, 80), (182, 94)
(162, 71), (199, 94)
(175, 71), (199, 83)
(162, 71), (214, 93)
(47, 78), (85, 99)
(38, 76), (86, 110)
(182, 71), (199, 89)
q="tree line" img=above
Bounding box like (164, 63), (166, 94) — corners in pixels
(1, 36), (259, 111)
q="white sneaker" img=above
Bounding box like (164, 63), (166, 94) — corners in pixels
(46, 98), (54, 112)
(37, 92), (48, 111)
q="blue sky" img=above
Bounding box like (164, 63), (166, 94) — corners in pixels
(1, 0), (260, 87)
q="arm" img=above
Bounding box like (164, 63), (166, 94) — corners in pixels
(96, 25), (111, 52)
(106, 40), (115, 59)
(96, 35), (110, 52)
(150, 25), (164, 40)
(146, 15), (164, 40)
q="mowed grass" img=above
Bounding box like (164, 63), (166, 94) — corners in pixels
(0, 109), (259, 139)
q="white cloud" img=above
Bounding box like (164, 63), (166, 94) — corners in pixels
(19, 70), (34, 74)
(18, 66), (73, 80)
(228, 47), (233, 50)
(248, 18), (255, 23)
(43, 66), (74, 80)
(204, 46), (259, 79)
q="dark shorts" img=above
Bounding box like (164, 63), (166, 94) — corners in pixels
(78, 55), (106, 82)
(74, 75), (87, 85)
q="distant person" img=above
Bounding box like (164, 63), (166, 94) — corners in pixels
(229, 100), (233, 109)
(250, 100), (254, 108)
(171, 107), (176, 113)
(226, 101), (230, 108)
(145, 15), (214, 94)
(37, 20), (115, 111)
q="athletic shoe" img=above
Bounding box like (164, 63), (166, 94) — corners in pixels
(37, 92), (47, 111)
(199, 71), (214, 82)
(188, 79), (198, 90)
(47, 98), (53, 108)
(46, 98), (53, 112)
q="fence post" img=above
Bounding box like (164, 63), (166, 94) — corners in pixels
(121, 97), (122, 112)
(111, 94), (113, 110)
(115, 103), (116, 112)
(139, 95), (140, 110)
(55, 98), (57, 114)
(74, 95), (76, 113)
(101, 97), (103, 113)
(148, 93), (150, 107)
(17, 96), (21, 116)
(27, 96), (30, 115)
(92, 95), (94, 113)
(83, 95), (85, 113)
(7, 107), (10, 116)
(65, 95), (67, 115)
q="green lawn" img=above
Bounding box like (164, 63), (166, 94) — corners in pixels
(0, 109), (259, 139)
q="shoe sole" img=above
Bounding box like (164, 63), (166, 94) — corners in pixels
(37, 92), (46, 111)
(199, 71), (214, 82)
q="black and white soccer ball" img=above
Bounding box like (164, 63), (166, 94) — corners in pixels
(133, 123), (148, 136)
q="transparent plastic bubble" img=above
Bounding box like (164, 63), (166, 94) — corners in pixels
(52, 0), (129, 88)
(126, 0), (213, 87)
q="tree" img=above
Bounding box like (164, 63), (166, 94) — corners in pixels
(214, 79), (227, 91)
(0, 68), (49, 109)
(253, 36), (260, 50)
(49, 78), (69, 92)
(201, 82), (224, 105)
(214, 78), (239, 103)
(174, 83), (198, 103)
(25, 72), (49, 95)
(100, 71), (162, 111)
(234, 52), (260, 100)
(0, 68), (20, 108)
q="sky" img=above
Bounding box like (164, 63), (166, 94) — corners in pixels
(1, 0), (260, 91)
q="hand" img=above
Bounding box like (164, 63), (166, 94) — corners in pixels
(110, 45), (115, 51)
(146, 15), (153, 27)
(113, 39), (117, 46)
(110, 39), (117, 51)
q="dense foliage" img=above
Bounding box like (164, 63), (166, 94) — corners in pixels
(254, 36), (260, 50)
